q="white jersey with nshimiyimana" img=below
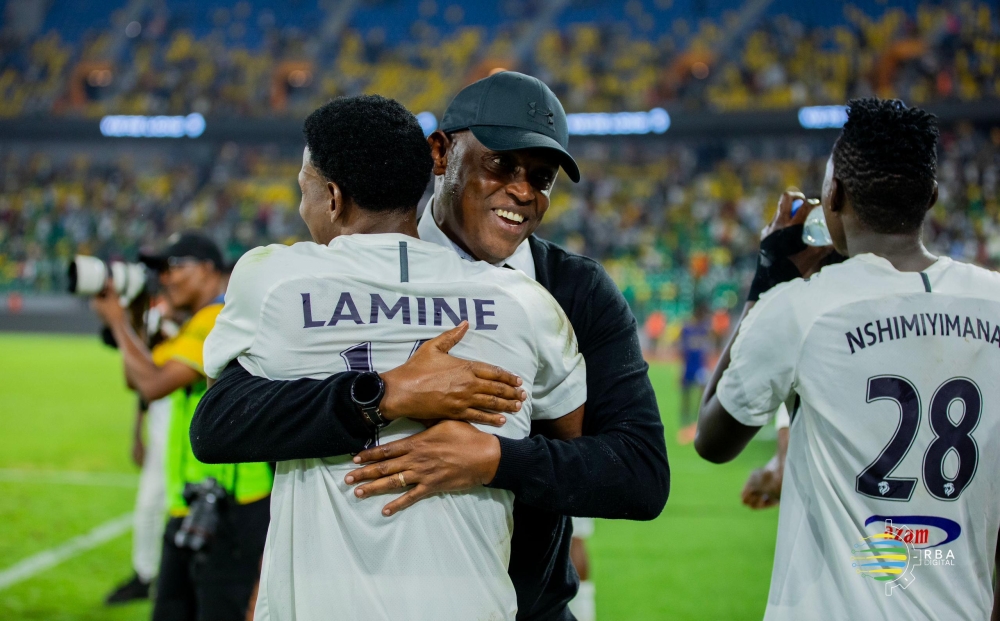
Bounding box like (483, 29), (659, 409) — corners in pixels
(718, 254), (1000, 621)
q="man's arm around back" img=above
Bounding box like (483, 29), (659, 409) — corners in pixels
(487, 241), (669, 520)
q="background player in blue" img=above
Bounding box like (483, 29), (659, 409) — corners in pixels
(677, 301), (711, 445)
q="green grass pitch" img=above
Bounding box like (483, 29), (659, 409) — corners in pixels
(0, 333), (779, 620)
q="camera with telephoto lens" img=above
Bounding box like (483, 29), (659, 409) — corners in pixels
(174, 478), (228, 552)
(67, 255), (150, 305)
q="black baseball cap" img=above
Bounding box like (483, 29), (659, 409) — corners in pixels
(139, 231), (225, 272)
(440, 71), (580, 183)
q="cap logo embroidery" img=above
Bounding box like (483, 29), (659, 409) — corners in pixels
(528, 101), (554, 125)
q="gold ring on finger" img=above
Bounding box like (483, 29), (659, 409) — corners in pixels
(397, 472), (406, 487)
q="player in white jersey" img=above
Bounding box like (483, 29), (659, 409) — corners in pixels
(695, 98), (1000, 621)
(203, 96), (587, 621)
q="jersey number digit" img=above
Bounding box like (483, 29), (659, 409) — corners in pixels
(923, 378), (981, 500)
(340, 340), (429, 373)
(857, 376), (920, 501)
(857, 375), (981, 502)
(340, 342), (374, 372)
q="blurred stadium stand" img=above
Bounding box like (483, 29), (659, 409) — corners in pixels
(3, 0), (998, 117)
(1, 0), (998, 340)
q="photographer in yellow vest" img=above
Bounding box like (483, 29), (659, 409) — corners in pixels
(92, 231), (272, 621)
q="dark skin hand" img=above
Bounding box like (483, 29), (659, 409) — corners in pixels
(741, 426), (788, 509)
(380, 322), (526, 426)
(696, 156), (940, 463)
(91, 281), (201, 402)
(346, 405), (585, 516)
(92, 256), (222, 402)
(338, 133), (577, 517)
(695, 190), (833, 463)
(295, 146), (528, 424)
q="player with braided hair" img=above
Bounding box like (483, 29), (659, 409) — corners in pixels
(831, 97), (939, 235)
(696, 98), (1000, 620)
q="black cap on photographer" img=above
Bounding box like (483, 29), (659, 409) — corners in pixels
(440, 71), (580, 182)
(139, 231), (225, 273)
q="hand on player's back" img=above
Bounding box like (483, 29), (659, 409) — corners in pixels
(380, 321), (527, 427)
(346, 420), (501, 516)
(741, 456), (783, 510)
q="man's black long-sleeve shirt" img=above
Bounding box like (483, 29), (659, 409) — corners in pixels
(192, 235), (670, 620)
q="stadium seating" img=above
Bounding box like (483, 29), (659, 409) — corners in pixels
(1, 1), (998, 117)
(3, 127), (997, 327)
(2, 0), (998, 349)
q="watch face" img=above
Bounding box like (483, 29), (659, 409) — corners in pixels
(352, 372), (384, 406)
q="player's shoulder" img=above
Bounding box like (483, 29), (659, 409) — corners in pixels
(757, 253), (891, 306)
(507, 269), (558, 307)
(238, 241), (324, 265)
(231, 242), (325, 281)
(934, 256), (1000, 297)
(459, 262), (554, 314)
(749, 258), (863, 329)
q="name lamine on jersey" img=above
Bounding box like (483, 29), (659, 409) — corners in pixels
(845, 311), (1000, 354)
(300, 291), (499, 330)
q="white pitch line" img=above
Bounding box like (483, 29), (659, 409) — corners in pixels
(0, 469), (138, 488)
(0, 512), (133, 591)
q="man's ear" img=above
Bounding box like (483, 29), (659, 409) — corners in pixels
(428, 130), (452, 176)
(830, 178), (845, 214)
(327, 181), (345, 223)
(928, 181), (939, 210)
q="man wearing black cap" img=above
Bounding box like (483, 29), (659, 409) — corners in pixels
(93, 231), (273, 621)
(194, 73), (669, 620)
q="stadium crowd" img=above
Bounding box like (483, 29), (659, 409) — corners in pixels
(0, 144), (305, 293)
(1, 0), (998, 118)
(3, 125), (998, 333)
(2, 0), (999, 352)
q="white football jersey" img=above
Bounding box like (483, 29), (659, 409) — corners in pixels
(203, 233), (587, 621)
(718, 253), (1000, 621)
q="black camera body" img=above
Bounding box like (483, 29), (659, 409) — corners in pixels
(174, 477), (228, 552)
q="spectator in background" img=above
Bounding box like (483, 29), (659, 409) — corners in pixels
(105, 295), (181, 604)
(91, 232), (273, 621)
(643, 309), (668, 358)
(677, 301), (711, 445)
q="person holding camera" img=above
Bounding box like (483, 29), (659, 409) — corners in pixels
(92, 231), (273, 621)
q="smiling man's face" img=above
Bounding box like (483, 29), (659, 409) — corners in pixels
(431, 130), (559, 264)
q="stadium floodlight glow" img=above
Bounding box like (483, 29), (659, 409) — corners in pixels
(99, 113), (206, 138)
(416, 111), (438, 137)
(798, 106), (848, 129)
(566, 108), (670, 136)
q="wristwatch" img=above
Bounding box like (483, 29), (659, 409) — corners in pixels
(351, 371), (390, 430)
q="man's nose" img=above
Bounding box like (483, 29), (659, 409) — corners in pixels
(505, 178), (534, 206)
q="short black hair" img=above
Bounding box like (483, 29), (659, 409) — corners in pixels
(832, 98), (939, 234)
(303, 95), (432, 212)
